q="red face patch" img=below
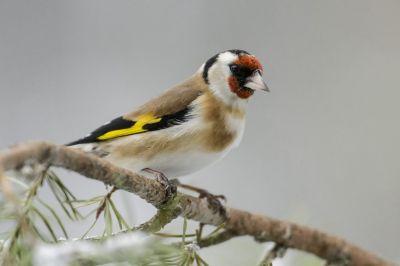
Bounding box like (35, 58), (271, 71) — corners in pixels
(228, 55), (263, 99)
(228, 76), (254, 99)
(233, 55), (263, 72)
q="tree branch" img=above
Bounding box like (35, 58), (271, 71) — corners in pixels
(133, 198), (183, 233)
(259, 243), (287, 266)
(196, 230), (237, 249)
(0, 142), (394, 266)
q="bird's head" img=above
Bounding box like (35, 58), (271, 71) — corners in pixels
(201, 49), (269, 101)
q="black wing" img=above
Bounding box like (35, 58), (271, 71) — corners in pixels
(66, 107), (192, 146)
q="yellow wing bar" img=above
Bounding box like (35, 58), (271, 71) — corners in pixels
(97, 114), (161, 140)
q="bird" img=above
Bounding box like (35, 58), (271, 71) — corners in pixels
(67, 49), (269, 200)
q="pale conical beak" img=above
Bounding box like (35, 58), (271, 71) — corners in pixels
(244, 71), (270, 92)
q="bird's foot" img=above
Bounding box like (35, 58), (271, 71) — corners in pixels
(176, 181), (226, 217)
(143, 168), (177, 203)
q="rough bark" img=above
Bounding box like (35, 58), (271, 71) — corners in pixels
(0, 142), (393, 266)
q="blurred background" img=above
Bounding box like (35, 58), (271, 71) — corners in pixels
(1, 0), (399, 265)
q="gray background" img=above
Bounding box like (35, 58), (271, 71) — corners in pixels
(1, 1), (399, 265)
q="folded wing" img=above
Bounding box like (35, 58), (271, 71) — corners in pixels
(67, 82), (204, 146)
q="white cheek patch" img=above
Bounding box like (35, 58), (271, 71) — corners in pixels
(207, 64), (230, 99)
(207, 53), (241, 104)
(207, 53), (238, 88)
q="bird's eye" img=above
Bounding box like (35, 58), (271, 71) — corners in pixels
(229, 64), (238, 73)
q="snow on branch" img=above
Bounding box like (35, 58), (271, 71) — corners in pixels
(0, 142), (394, 266)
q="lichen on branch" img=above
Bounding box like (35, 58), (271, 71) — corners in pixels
(0, 142), (394, 266)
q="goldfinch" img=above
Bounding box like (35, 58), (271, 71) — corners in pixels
(67, 49), (268, 189)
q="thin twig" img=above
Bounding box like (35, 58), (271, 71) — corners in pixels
(259, 243), (287, 266)
(132, 197), (183, 233)
(197, 230), (237, 248)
